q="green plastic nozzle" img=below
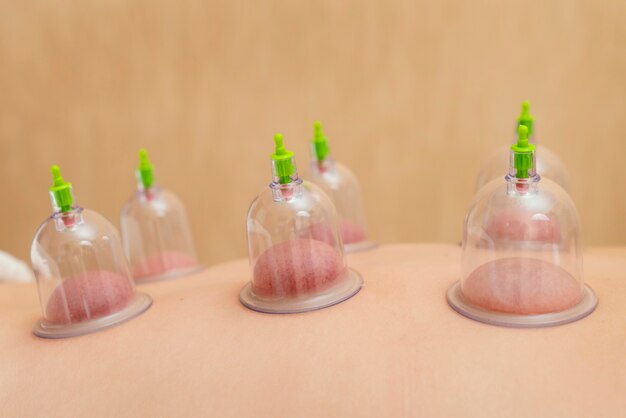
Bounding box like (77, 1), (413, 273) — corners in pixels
(511, 125), (536, 178)
(138, 149), (154, 189)
(271, 134), (296, 184)
(49, 165), (74, 212)
(312, 121), (330, 161)
(517, 101), (534, 137)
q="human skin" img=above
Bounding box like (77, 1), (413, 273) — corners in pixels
(304, 221), (367, 246)
(0, 244), (621, 417)
(484, 208), (561, 243)
(132, 251), (197, 280)
(340, 220), (367, 244)
(252, 238), (344, 297)
(45, 270), (134, 325)
(462, 257), (582, 314)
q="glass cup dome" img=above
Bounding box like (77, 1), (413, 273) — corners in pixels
(31, 166), (152, 338)
(304, 122), (376, 252)
(120, 149), (202, 282)
(240, 134), (364, 314)
(308, 122), (375, 252)
(475, 102), (570, 191)
(447, 126), (597, 327)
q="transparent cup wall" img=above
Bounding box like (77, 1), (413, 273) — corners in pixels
(449, 153), (597, 327)
(120, 186), (200, 282)
(32, 201), (152, 338)
(241, 162), (363, 313)
(310, 157), (374, 252)
(476, 145), (570, 192)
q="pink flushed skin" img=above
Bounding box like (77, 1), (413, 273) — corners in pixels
(45, 271), (134, 325)
(304, 221), (367, 245)
(253, 239), (345, 298)
(340, 220), (367, 244)
(484, 209), (561, 243)
(132, 251), (197, 280)
(302, 223), (339, 247)
(462, 258), (583, 314)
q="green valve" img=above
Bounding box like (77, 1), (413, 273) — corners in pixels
(138, 148), (154, 189)
(511, 125), (536, 179)
(271, 134), (296, 184)
(49, 165), (74, 213)
(517, 100), (534, 137)
(312, 121), (330, 161)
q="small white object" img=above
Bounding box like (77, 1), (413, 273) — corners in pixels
(0, 251), (35, 283)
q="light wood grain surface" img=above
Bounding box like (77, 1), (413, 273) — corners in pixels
(1, 1), (626, 266)
(0, 244), (624, 417)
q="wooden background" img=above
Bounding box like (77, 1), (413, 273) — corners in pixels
(1, 0), (625, 266)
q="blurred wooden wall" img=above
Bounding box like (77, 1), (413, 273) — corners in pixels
(1, 0), (626, 265)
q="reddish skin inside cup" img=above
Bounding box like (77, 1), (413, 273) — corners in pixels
(340, 220), (367, 244)
(485, 208), (561, 243)
(253, 238), (345, 298)
(132, 251), (197, 280)
(462, 257), (583, 314)
(46, 271), (134, 325)
(305, 221), (366, 246)
(303, 223), (339, 246)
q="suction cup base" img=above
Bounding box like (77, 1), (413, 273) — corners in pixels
(33, 293), (153, 339)
(134, 265), (206, 284)
(344, 241), (377, 253)
(446, 281), (598, 328)
(240, 268), (363, 314)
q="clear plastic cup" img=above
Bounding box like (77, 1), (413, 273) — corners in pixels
(32, 166), (152, 338)
(309, 122), (374, 252)
(448, 126), (597, 327)
(239, 134), (364, 313)
(120, 150), (202, 282)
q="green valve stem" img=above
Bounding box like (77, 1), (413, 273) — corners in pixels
(312, 121), (330, 162)
(271, 134), (297, 184)
(511, 125), (536, 179)
(138, 148), (154, 189)
(49, 165), (74, 213)
(517, 100), (534, 138)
